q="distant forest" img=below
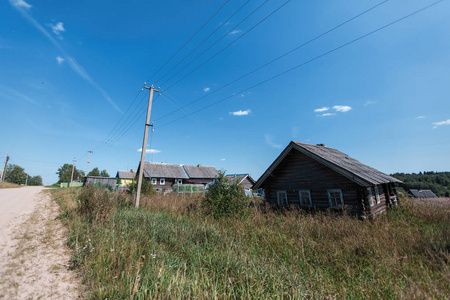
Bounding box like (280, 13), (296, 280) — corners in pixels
(391, 171), (450, 197)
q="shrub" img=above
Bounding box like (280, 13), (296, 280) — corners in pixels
(127, 178), (156, 196)
(202, 171), (250, 218)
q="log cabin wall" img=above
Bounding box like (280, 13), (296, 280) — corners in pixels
(261, 149), (363, 215)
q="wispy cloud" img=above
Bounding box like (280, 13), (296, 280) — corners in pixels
(137, 148), (161, 154)
(228, 30), (242, 35)
(203, 87), (210, 92)
(432, 119), (450, 129)
(0, 85), (38, 105)
(333, 105), (352, 112)
(364, 101), (377, 106)
(317, 113), (336, 117)
(9, 1), (122, 113)
(50, 22), (65, 35)
(416, 116), (425, 119)
(230, 109), (251, 116)
(314, 107), (329, 113)
(56, 56), (65, 64)
(10, 0), (31, 9)
(265, 134), (282, 149)
(220, 158), (226, 161)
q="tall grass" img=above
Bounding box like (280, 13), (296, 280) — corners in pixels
(0, 182), (21, 188)
(53, 187), (450, 299)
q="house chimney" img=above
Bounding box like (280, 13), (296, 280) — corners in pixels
(316, 143), (325, 147)
(197, 164), (201, 167)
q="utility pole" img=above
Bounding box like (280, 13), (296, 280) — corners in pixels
(70, 157), (76, 186)
(25, 174), (28, 186)
(1, 153), (9, 182)
(135, 85), (158, 209)
(85, 151), (92, 176)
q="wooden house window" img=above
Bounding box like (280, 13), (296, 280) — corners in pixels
(160, 178), (166, 185)
(327, 189), (344, 208)
(177, 179), (182, 184)
(374, 186), (381, 204)
(367, 187), (374, 206)
(277, 191), (288, 206)
(298, 190), (312, 207)
(151, 178), (157, 185)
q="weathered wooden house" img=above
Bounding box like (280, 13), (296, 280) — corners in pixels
(408, 189), (437, 198)
(253, 141), (403, 218)
(226, 174), (256, 196)
(83, 176), (117, 188)
(136, 162), (219, 192)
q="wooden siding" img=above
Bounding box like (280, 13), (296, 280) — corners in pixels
(150, 178), (177, 191)
(240, 177), (254, 190)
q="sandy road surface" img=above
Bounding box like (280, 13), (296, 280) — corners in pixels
(0, 187), (80, 299)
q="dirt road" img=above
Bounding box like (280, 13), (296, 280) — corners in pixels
(0, 187), (80, 299)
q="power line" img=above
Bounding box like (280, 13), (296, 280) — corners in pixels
(146, 0), (231, 84)
(154, 0), (391, 123)
(156, 0), (445, 129)
(154, 0), (252, 85)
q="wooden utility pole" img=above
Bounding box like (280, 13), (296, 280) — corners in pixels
(70, 157), (76, 186)
(85, 151), (92, 176)
(1, 153), (9, 182)
(135, 85), (158, 209)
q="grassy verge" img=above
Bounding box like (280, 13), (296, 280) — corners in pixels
(53, 187), (449, 299)
(0, 182), (21, 188)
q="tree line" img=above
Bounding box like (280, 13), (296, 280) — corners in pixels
(2, 164), (43, 186)
(56, 164), (110, 184)
(391, 171), (450, 197)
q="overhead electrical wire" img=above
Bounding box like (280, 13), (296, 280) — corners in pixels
(146, 0), (231, 84)
(154, 0), (391, 123)
(155, 0), (445, 130)
(154, 0), (253, 85)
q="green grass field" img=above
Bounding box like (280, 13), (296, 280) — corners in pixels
(53, 187), (449, 299)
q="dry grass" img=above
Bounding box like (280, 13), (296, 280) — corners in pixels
(53, 187), (450, 299)
(0, 182), (21, 189)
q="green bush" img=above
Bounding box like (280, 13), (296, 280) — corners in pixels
(127, 178), (156, 196)
(202, 171), (249, 218)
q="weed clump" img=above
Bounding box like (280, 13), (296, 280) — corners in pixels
(127, 178), (156, 196)
(78, 185), (130, 220)
(202, 171), (250, 218)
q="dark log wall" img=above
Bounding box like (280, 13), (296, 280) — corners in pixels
(261, 149), (363, 215)
(150, 178), (177, 191)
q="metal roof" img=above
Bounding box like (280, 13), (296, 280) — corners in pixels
(142, 162), (189, 179)
(116, 171), (135, 179)
(183, 165), (218, 179)
(225, 174), (255, 185)
(254, 141), (403, 189)
(408, 189), (437, 198)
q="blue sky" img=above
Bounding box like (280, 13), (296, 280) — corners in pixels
(1, 0), (449, 185)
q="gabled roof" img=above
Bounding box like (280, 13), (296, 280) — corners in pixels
(183, 165), (218, 179)
(254, 141), (403, 189)
(116, 170), (135, 179)
(225, 174), (255, 185)
(141, 162), (189, 179)
(408, 189), (437, 198)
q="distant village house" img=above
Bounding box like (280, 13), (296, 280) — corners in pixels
(116, 169), (135, 187)
(226, 174), (255, 196)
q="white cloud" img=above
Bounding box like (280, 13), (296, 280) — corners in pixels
(0, 85), (38, 105)
(432, 119), (450, 129)
(203, 87), (210, 92)
(317, 113), (336, 117)
(50, 22), (65, 35)
(230, 109), (251, 116)
(56, 56), (65, 64)
(8, 3), (122, 113)
(364, 101), (377, 106)
(265, 134), (282, 149)
(333, 105), (352, 112)
(9, 0), (31, 9)
(220, 158), (226, 161)
(228, 30), (242, 35)
(314, 107), (329, 113)
(416, 116), (425, 119)
(137, 148), (161, 154)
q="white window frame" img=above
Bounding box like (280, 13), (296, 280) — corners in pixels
(327, 189), (344, 208)
(151, 178), (157, 185)
(177, 179), (182, 184)
(277, 191), (288, 206)
(367, 187), (374, 207)
(374, 185), (381, 204)
(160, 178), (165, 185)
(298, 190), (312, 207)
